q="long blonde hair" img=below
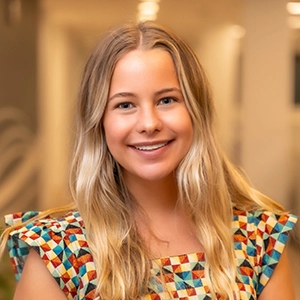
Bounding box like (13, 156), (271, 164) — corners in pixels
(1, 21), (284, 299)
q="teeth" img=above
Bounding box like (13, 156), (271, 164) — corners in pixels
(134, 142), (168, 151)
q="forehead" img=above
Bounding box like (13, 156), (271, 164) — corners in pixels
(116, 48), (174, 69)
(109, 49), (180, 93)
(112, 49), (178, 80)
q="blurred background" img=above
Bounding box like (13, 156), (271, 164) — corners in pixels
(0, 0), (299, 298)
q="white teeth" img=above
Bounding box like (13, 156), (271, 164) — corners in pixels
(134, 142), (168, 151)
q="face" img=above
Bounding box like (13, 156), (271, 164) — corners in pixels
(103, 49), (193, 184)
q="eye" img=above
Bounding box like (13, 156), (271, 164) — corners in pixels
(159, 97), (175, 105)
(117, 102), (133, 109)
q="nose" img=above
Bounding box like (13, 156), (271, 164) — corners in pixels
(137, 106), (163, 134)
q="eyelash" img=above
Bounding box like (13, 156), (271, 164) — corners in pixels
(159, 97), (175, 105)
(115, 97), (176, 110)
(116, 102), (133, 109)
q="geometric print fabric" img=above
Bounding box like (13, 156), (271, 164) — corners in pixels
(5, 208), (298, 300)
(6, 212), (97, 299)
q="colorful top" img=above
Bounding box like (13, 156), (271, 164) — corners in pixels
(5, 208), (297, 300)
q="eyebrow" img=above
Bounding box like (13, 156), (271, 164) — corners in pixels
(108, 87), (182, 102)
(108, 92), (135, 102)
(155, 87), (182, 96)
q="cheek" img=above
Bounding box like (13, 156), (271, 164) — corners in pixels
(103, 127), (117, 152)
(102, 120), (115, 151)
(103, 117), (129, 156)
(178, 112), (194, 141)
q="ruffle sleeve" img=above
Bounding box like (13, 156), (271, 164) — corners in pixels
(233, 208), (297, 297)
(5, 211), (97, 300)
(253, 211), (297, 295)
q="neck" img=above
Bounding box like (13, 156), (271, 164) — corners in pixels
(124, 173), (203, 258)
(123, 172), (203, 258)
(124, 173), (179, 214)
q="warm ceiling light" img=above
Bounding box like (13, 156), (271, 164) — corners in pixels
(140, 0), (160, 2)
(137, 1), (160, 21)
(138, 2), (160, 16)
(287, 2), (300, 15)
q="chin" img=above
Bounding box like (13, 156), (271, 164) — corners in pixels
(138, 172), (176, 183)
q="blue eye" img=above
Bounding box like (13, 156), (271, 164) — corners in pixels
(159, 97), (174, 105)
(118, 102), (132, 109)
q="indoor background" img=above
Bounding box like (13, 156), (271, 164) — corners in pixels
(0, 0), (299, 299)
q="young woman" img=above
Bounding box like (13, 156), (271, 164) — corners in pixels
(1, 21), (298, 300)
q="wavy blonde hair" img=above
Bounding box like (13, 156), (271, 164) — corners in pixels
(1, 21), (284, 299)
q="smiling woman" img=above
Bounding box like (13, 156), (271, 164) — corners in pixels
(103, 49), (193, 185)
(0, 21), (298, 300)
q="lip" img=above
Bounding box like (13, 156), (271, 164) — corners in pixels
(129, 140), (173, 151)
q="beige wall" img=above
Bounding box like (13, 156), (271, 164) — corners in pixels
(0, 0), (39, 216)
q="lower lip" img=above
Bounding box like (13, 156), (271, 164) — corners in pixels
(130, 141), (173, 158)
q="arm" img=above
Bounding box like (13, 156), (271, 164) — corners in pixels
(14, 249), (67, 300)
(258, 249), (296, 300)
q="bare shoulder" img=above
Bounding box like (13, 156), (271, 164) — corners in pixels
(258, 249), (296, 300)
(14, 249), (67, 300)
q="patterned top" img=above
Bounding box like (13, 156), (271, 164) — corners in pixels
(5, 208), (297, 300)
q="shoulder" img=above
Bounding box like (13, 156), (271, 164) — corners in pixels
(5, 211), (95, 298)
(5, 210), (87, 261)
(232, 207), (298, 296)
(6, 211), (85, 248)
(13, 249), (68, 300)
(232, 207), (297, 235)
(232, 207), (297, 257)
(257, 249), (296, 300)
(5, 210), (84, 232)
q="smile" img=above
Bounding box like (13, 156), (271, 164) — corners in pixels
(133, 141), (169, 151)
